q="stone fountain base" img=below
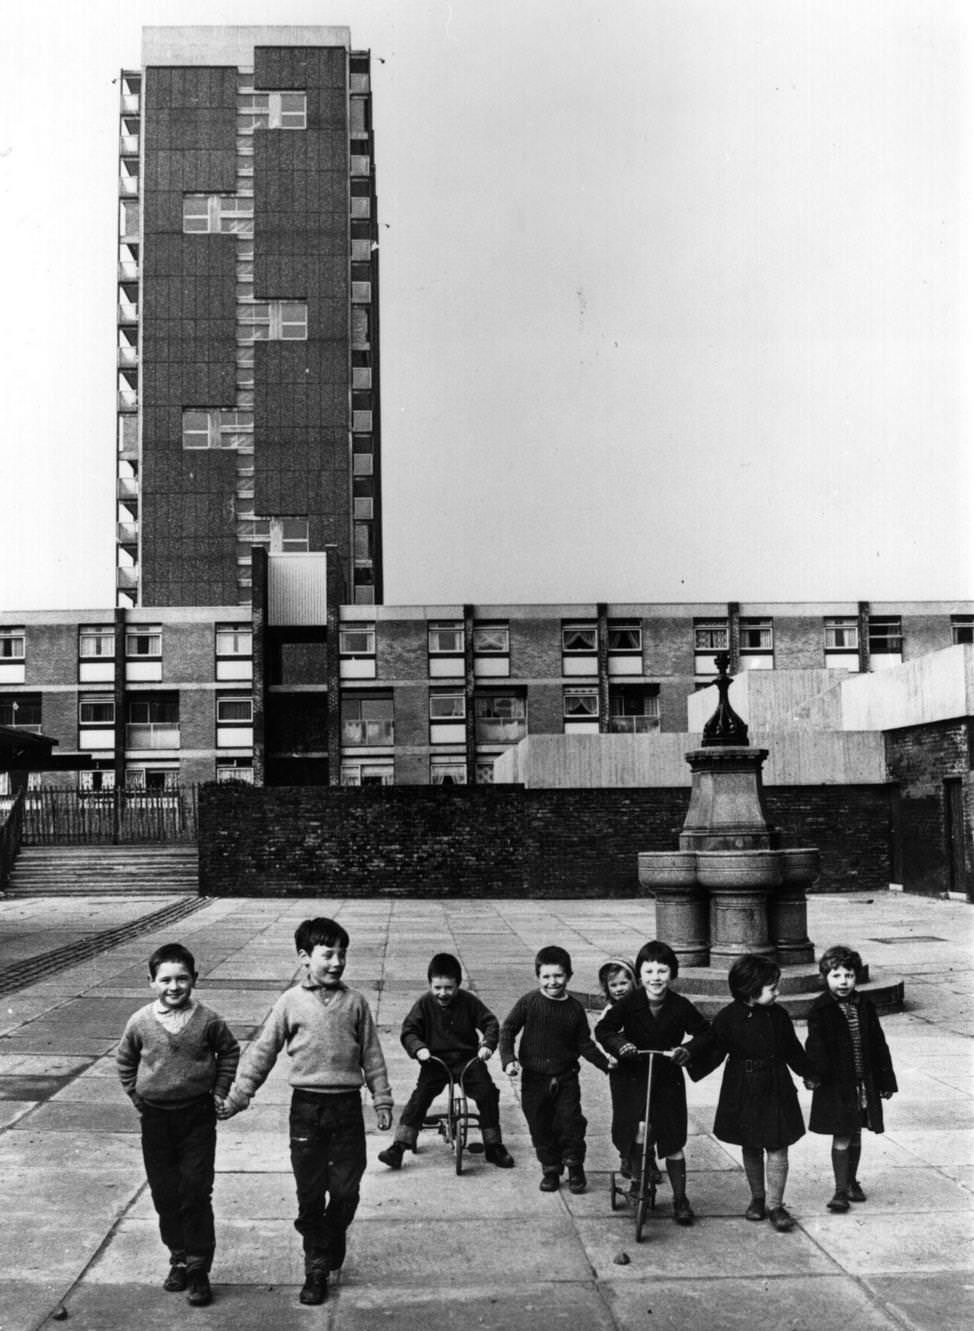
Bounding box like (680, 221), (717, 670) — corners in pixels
(671, 962), (904, 1020)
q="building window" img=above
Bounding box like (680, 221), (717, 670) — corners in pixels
(868, 616), (903, 654)
(182, 194), (254, 235)
(126, 695), (179, 749)
(608, 685), (660, 734)
(341, 695), (394, 746)
(79, 696), (115, 726)
(608, 622), (642, 653)
(473, 624), (509, 655)
(125, 626), (161, 658)
(125, 767), (178, 792)
(216, 761), (254, 784)
(474, 693), (526, 745)
(340, 626), (376, 656)
(340, 760), (393, 786)
(238, 301), (308, 341)
(563, 687), (599, 720)
(80, 626), (115, 658)
(216, 625), (252, 657)
(79, 769), (116, 794)
(182, 410), (253, 450)
(280, 519), (310, 552)
(562, 623), (597, 653)
(429, 691), (465, 721)
(740, 618), (774, 651)
(430, 757), (467, 785)
(0, 696), (41, 730)
(428, 622), (464, 654)
(239, 91), (307, 131)
(824, 617), (859, 650)
(951, 615), (974, 645)
(694, 620), (729, 653)
(0, 628), (25, 660)
(475, 760), (496, 784)
(216, 697), (253, 725)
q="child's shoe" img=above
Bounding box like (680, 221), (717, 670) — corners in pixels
(768, 1205), (796, 1232)
(378, 1142), (406, 1169)
(847, 1180), (867, 1203)
(539, 1168), (561, 1192)
(484, 1143), (515, 1168)
(163, 1263), (188, 1292)
(186, 1271), (212, 1306)
(827, 1191), (851, 1213)
(567, 1163), (587, 1194)
(299, 1272), (328, 1305)
(744, 1196), (767, 1221)
(672, 1197), (695, 1226)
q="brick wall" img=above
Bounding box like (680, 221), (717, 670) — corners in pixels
(885, 720), (972, 897)
(199, 783), (891, 898)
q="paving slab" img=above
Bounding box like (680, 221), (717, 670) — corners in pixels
(0, 890), (969, 1331)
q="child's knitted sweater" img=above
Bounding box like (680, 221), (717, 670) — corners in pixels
(225, 981), (392, 1111)
(500, 991), (609, 1077)
(116, 1001), (240, 1108)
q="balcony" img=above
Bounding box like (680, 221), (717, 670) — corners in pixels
(118, 390), (138, 412)
(118, 302), (139, 324)
(125, 724), (180, 749)
(116, 567), (139, 591)
(117, 521), (139, 545)
(341, 719), (394, 746)
(607, 716), (661, 735)
(118, 259), (139, 281)
(119, 132), (139, 154)
(117, 345), (138, 368)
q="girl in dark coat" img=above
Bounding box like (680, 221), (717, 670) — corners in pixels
(805, 944), (897, 1212)
(688, 953), (817, 1233)
(595, 940), (710, 1226)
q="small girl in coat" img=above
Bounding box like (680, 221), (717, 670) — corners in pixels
(805, 944), (897, 1213)
(595, 940), (710, 1225)
(595, 957), (642, 1181)
(690, 953), (817, 1233)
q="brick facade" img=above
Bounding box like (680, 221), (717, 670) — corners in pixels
(884, 721), (973, 897)
(198, 782), (892, 899)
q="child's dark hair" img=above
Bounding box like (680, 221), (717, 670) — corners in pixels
(428, 952), (462, 984)
(598, 958), (635, 997)
(728, 953), (781, 1001)
(635, 939), (680, 980)
(818, 944), (863, 979)
(148, 942), (196, 978)
(535, 945), (572, 976)
(294, 917), (349, 954)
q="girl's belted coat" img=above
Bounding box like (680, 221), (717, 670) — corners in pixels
(805, 992), (897, 1136)
(594, 988), (710, 1158)
(687, 1000), (816, 1150)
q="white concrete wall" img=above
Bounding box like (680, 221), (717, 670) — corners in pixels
(686, 669), (848, 732)
(838, 644), (974, 731)
(493, 731), (886, 789)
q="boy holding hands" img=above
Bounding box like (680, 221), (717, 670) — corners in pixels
(219, 917), (392, 1306)
(117, 942), (240, 1307)
(500, 945), (610, 1194)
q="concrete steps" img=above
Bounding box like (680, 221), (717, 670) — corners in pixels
(5, 844), (199, 897)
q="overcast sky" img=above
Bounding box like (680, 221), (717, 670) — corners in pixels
(0, 0), (970, 612)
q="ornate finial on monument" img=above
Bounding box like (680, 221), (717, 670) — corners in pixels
(701, 652), (749, 747)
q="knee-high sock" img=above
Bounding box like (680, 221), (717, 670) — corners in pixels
(848, 1132), (862, 1184)
(742, 1146), (765, 1200)
(831, 1140), (850, 1195)
(766, 1148), (789, 1209)
(665, 1156), (687, 1203)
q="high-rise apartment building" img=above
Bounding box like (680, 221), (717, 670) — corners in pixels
(116, 27), (382, 610)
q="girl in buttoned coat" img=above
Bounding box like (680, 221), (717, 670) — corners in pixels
(688, 953), (817, 1233)
(595, 940), (710, 1226)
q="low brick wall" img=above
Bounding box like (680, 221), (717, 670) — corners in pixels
(198, 783), (892, 898)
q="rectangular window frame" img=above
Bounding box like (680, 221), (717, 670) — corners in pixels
(429, 691), (466, 721)
(79, 625), (115, 658)
(608, 622), (642, 653)
(473, 624), (510, 655)
(823, 617), (859, 651)
(428, 622), (464, 655)
(78, 696), (115, 726)
(0, 628), (26, 660)
(693, 620), (729, 653)
(125, 626), (162, 659)
(868, 616), (903, 654)
(739, 618), (774, 652)
(563, 686), (600, 719)
(340, 626), (376, 657)
(562, 623), (597, 654)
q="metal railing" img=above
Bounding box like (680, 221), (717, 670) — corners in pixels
(19, 785), (198, 844)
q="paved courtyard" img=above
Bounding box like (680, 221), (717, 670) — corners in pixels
(0, 890), (971, 1330)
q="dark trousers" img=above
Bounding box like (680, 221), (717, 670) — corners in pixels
(520, 1068), (587, 1169)
(141, 1096), (217, 1271)
(395, 1057), (501, 1147)
(290, 1090), (366, 1276)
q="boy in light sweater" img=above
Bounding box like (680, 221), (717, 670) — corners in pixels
(218, 917), (392, 1306)
(117, 942), (240, 1307)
